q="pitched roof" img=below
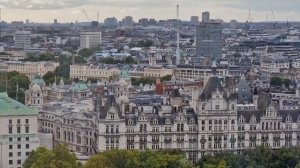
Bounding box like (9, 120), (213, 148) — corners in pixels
(200, 76), (224, 100)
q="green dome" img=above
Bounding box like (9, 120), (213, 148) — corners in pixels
(31, 74), (45, 86)
(120, 69), (130, 78)
(72, 82), (89, 92)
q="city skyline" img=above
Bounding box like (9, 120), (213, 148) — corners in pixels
(0, 0), (299, 23)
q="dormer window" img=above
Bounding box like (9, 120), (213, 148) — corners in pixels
(111, 113), (115, 119)
(128, 119), (133, 125)
(190, 118), (195, 124)
(238, 116), (244, 123)
(286, 115), (292, 122)
(153, 119), (158, 125)
(250, 115), (256, 123)
(165, 119), (170, 125)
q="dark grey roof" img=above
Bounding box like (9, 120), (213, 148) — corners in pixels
(200, 76), (224, 100)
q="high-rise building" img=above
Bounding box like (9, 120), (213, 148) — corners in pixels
(190, 16), (199, 25)
(14, 30), (31, 49)
(202, 11), (210, 22)
(0, 92), (39, 168)
(91, 21), (99, 29)
(104, 17), (118, 28)
(121, 16), (133, 28)
(80, 31), (102, 49)
(196, 21), (222, 60)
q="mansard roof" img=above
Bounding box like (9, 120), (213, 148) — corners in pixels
(279, 110), (300, 122)
(237, 110), (264, 123)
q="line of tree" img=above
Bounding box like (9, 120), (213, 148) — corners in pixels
(100, 56), (137, 64)
(270, 77), (291, 87)
(23, 146), (300, 168)
(23, 145), (192, 168)
(0, 71), (30, 103)
(23, 53), (86, 85)
(196, 146), (300, 168)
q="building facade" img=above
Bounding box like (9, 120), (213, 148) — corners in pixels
(196, 21), (222, 60)
(0, 93), (39, 168)
(0, 61), (59, 80)
(80, 31), (102, 49)
(14, 31), (31, 49)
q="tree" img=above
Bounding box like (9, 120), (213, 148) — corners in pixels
(43, 71), (56, 85)
(83, 150), (191, 168)
(161, 75), (172, 82)
(283, 78), (291, 87)
(124, 56), (137, 64)
(23, 144), (81, 168)
(78, 48), (93, 58)
(270, 77), (283, 87)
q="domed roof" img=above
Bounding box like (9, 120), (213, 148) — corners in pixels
(31, 74), (45, 86)
(118, 95), (129, 103)
(72, 82), (89, 92)
(31, 84), (41, 92)
(118, 79), (127, 86)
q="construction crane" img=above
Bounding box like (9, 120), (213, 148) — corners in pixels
(82, 9), (90, 22)
(271, 9), (277, 28)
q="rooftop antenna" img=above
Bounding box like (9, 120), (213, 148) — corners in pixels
(16, 82), (18, 101)
(5, 73), (8, 94)
(175, 4), (180, 65)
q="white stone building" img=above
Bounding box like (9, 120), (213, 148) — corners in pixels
(0, 93), (39, 168)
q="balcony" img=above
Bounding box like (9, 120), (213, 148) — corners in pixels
(127, 140), (134, 143)
(152, 139), (159, 142)
(176, 139), (184, 143)
(189, 139), (197, 142)
(164, 139), (172, 143)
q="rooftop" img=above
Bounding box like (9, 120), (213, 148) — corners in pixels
(0, 92), (37, 116)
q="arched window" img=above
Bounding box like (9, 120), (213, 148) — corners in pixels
(202, 120), (205, 125)
(181, 124), (184, 131)
(37, 92), (40, 97)
(177, 124), (180, 131)
(231, 120), (235, 125)
(143, 124), (147, 132)
(140, 124), (143, 132)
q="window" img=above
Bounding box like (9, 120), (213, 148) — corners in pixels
(17, 159), (21, 165)
(18, 144), (21, 149)
(17, 152), (21, 156)
(9, 127), (12, 134)
(26, 137), (29, 141)
(9, 152), (13, 157)
(9, 145), (13, 149)
(17, 137), (21, 141)
(17, 119), (20, 124)
(9, 138), (13, 142)
(116, 125), (119, 133)
(26, 119), (29, 124)
(17, 126), (21, 133)
(25, 126), (29, 133)
(26, 144), (29, 149)
(9, 119), (12, 124)
(106, 125), (109, 133)
(9, 160), (13, 165)
(215, 105), (220, 110)
(26, 152), (30, 156)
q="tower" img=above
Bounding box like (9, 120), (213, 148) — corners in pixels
(175, 4), (180, 65)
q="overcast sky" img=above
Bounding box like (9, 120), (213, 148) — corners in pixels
(0, 0), (299, 23)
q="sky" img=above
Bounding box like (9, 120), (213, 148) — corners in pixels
(0, 0), (299, 23)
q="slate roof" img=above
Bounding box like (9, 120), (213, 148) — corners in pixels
(200, 76), (224, 100)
